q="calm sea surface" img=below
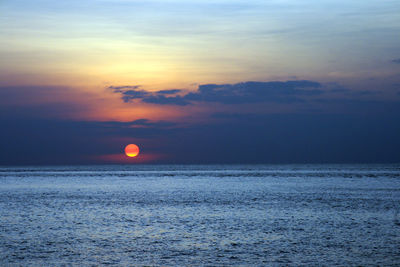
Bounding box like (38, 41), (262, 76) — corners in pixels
(0, 164), (400, 266)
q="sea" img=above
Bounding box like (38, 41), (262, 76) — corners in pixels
(0, 164), (399, 266)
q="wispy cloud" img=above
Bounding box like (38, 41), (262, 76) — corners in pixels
(108, 85), (141, 92)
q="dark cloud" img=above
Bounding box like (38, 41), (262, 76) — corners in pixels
(111, 80), (323, 105)
(121, 90), (151, 102)
(157, 89), (182, 94)
(184, 80), (322, 104)
(108, 85), (150, 102)
(97, 119), (176, 128)
(392, 58), (400, 64)
(142, 95), (189, 106)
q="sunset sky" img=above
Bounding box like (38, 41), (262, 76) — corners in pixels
(1, 0), (400, 164)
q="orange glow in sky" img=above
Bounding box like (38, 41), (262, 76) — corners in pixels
(125, 144), (140, 157)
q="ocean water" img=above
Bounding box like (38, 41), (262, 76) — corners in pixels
(0, 164), (400, 266)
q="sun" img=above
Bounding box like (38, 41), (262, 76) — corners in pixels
(125, 144), (140, 157)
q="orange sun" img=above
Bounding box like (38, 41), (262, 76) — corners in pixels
(125, 144), (140, 157)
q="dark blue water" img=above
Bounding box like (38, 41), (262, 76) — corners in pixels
(1, 165), (400, 266)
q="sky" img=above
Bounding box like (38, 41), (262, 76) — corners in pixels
(1, 0), (400, 164)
